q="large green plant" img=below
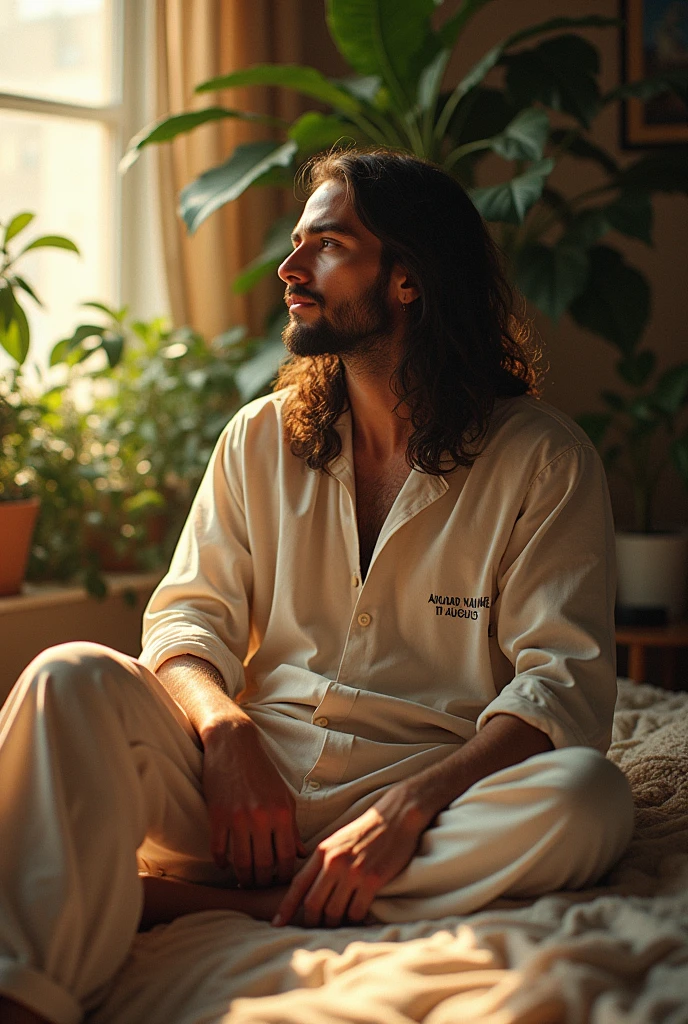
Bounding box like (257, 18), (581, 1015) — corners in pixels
(123, 0), (688, 361)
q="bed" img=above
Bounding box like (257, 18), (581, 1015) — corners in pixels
(88, 678), (688, 1024)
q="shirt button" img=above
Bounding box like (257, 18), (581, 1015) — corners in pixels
(308, 780), (321, 791)
(351, 574), (360, 588)
(357, 612), (372, 627)
(314, 716), (329, 727)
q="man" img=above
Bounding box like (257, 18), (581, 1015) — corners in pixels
(0, 150), (634, 1024)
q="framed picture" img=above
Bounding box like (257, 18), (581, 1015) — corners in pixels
(621, 0), (688, 146)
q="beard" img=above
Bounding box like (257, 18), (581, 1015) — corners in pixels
(282, 268), (394, 359)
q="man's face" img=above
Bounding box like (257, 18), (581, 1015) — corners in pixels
(278, 179), (396, 359)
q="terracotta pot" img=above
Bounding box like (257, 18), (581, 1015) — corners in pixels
(0, 496), (40, 597)
(615, 531), (688, 625)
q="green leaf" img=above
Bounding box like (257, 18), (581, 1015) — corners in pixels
(576, 412), (612, 447)
(447, 87), (517, 145)
(548, 129), (618, 174)
(1, 295), (30, 364)
(287, 112), (361, 153)
(601, 389), (626, 412)
(19, 235), (80, 256)
(417, 48), (450, 112)
(67, 324), (107, 350)
(617, 350), (656, 387)
(0, 283), (16, 331)
(119, 107), (286, 173)
(101, 333), (125, 369)
(49, 338), (72, 366)
(196, 64), (363, 118)
(233, 213), (294, 295)
(332, 75), (383, 104)
(505, 35), (600, 127)
(325, 0), (438, 104)
(471, 158), (554, 224)
(3, 212), (35, 247)
(81, 300), (122, 321)
(652, 363), (688, 416)
(514, 240), (589, 321)
(569, 245), (650, 353)
(604, 192), (653, 245)
(670, 432), (688, 489)
(438, 0), (495, 49)
(180, 140), (298, 235)
(618, 149), (688, 194)
(491, 107), (550, 161)
(562, 209), (610, 249)
(11, 275), (43, 307)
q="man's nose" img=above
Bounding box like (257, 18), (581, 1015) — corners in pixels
(277, 248), (310, 285)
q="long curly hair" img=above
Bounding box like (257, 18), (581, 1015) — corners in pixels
(275, 149), (539, 475)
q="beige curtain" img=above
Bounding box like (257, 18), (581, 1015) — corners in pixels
(155, 0), (305, 338)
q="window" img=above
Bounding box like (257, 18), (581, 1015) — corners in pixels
(0, 0), (167, 370)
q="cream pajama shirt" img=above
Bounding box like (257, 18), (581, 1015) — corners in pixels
(0, 392), (635, 1022)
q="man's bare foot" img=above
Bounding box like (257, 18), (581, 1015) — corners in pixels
(0, 996), (51, 1024)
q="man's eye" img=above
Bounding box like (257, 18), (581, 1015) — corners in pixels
(320, 238), (337, 249)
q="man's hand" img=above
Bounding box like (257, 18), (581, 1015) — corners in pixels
(202, 719), (306, 887)
(273, 784), (429, 928)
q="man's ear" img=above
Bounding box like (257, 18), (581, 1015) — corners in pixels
(391, 265), (420, 305)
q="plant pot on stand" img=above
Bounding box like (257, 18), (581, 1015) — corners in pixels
(0, 496), (40, 597)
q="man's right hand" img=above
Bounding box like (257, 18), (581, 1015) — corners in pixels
(201, 717), (306, 888)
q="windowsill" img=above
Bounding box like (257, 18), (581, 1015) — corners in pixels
(0, 569), (165, 706)
(0, 570), (164, 614)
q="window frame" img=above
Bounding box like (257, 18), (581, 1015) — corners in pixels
(0, 0), (155, 321)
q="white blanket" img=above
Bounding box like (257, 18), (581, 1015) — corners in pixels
(90, 680), (688, 1023)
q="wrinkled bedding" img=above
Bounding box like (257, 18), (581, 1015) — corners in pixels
(90, 679), (688, 1024)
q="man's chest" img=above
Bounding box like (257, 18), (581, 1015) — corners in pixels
(354, 457), (411, 577)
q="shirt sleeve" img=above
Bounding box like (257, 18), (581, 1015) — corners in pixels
(138, 416), (252, 699)
(476, 442), (618, 753)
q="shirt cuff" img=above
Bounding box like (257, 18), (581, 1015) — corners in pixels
(139, 632), (245, 699)
(475, 678), (607, 752)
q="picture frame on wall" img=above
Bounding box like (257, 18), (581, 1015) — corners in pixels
(621, 0), (688, 146)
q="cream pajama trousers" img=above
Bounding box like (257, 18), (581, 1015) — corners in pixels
(0, 643), (635, 1024)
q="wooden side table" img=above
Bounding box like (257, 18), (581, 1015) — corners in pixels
(615, 621), (688, 688)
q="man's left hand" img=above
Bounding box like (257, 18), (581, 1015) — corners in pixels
(272, 784), (429, 928)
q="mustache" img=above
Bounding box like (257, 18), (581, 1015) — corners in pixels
(285, 286), (324, 307)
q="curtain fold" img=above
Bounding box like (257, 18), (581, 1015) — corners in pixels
(155, 0), (305, 338)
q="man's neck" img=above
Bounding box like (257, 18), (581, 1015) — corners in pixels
(342, 337), (411, 463)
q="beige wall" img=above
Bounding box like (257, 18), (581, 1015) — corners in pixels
(303, 0), (688, 528)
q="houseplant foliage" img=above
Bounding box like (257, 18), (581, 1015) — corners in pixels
(0, 212), (79, 594)
(578, 354), (688, 534)
(124, 0), (688, 358)
(29, 305), (270, 591)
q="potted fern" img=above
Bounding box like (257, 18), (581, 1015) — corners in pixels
(579, 352), (688, 624)
(0, 211), (78, 595)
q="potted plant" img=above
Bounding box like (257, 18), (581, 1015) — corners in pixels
(0, 212), (79, 595)
(48, 304), (278, 579)
(579, 352), (688, 624)
(122, 1), (688, 366)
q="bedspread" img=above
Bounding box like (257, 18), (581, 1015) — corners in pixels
(89, 680), (688, 1024)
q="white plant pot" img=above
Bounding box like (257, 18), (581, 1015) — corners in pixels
(615, 531), (688, 623)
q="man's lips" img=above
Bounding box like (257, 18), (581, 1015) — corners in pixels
(285, 292), (320, 311)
